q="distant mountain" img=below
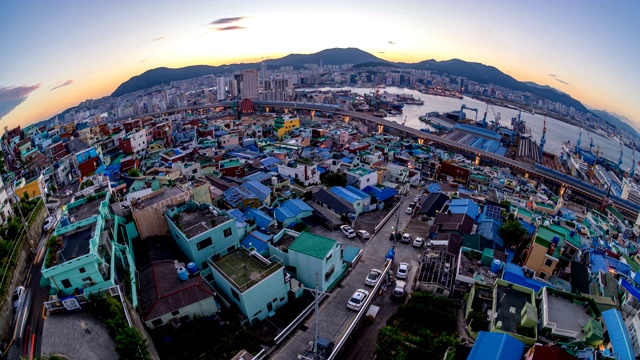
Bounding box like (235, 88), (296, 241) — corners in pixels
(522, 81), (567, 96)
(112, 48), (387, 97)
(265, 47), (387, 67)
(353, 61), (399, 69)
(404, 58), (589, 113)
(590, 109), (640, 138)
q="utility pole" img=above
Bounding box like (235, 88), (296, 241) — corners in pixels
(16, 197), (35, 249)
(314, 273), (319, 357)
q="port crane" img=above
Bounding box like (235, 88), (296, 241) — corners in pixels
(402, 116), (407, 126)
(490, 105), (501, 128)
(460, 104), (478, 123)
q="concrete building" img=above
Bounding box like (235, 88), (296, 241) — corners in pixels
(118, 128), (147, 154)
(129, 187), (191, 240)
(345, 167), (378, 190)
(166, 202), (240, 270)
(277, 161), (319, 187)
(415, 250), (455, 297)
(523, 225), (581, 281)
(0, 176), (13, 225)
(273, 115), (300, 139)
(489, 280), (538, 345)
(241, 69), (259, 99)
(216, 76), (226, 101)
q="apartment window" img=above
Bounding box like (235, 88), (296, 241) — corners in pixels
(223, 228), (232, 237)
(171, 310), (180, 316)
(231, 289), (240, 301)
(539, 272), (548, 280)
(226, 245), (235, 254)
(253, 310), (262, 317)
(544, 259), (553, 267)
(196, 238), (213, 251)
(436, 287), (445, 295)
(325, 251), (332, 263)
(79, 267), (86, 274)
(61, 279), (72, 289)
(151, 319), (163, 327)
(280, 297), (285, 302)
(267, 302), (273, 312)
(325, 265), (335, 282)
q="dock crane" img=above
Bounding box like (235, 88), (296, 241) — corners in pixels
(460, 104), (478, 123)
(480, 104), (488, 128)
(589, 138), (594, 153)
(402, 116), (407, 126)
(490, 105), (501, 129)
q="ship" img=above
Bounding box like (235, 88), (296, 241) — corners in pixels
(511, 109), (532, 139)
(569, 154), (588, 180)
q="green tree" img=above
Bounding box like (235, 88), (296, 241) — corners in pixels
(499, 219), (527, 248)
(321, 172), (347, 187)
(128, 168), (141, 177)
(499, 200), (511, 208)
(115, 327), (150, 360)
(466, 311), (490, 333)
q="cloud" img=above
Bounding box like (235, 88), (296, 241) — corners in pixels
(140, 59), (148, 63)
(554, 78), (570, 85)
(388, 41), (395, 45)
(50, 80), (73, 91)
(213, 26), (245, 31)
(548, 74), (558, 78)
(151, 36), (166, 42)
(0, 84), (40, 119)
(379, 51), (385, 54)
(209, 17), (247, 25)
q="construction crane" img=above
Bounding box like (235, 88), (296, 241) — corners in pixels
(480, 104), (488, 128)
(460, 104), (478, 123)
(589, 138), (594, 153)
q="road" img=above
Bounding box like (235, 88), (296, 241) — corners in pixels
(270, 188), (422, 359)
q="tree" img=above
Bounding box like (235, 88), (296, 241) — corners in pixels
(128, 168), (141, 177)
(499, 219), (527, 248)
(467, 311), (490, 333)
(321, 172), (347, 187)
(499, 200), (511, 208)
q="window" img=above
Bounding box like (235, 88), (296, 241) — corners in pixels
(539, 272), (548, 280)
(231, 289), (240, 301)
(201, 261), (207, 270)
(544, 259), (553, 267)
(61, 279), (72, 288)
(211, 253), (221, 261)
(226, 245), (235, 253)
(436, 287), (445, 295)
(325, 264), (335, 281)
(196, 238), (212, 251)
(280, 297), (285, 302)
(204, 273), (214, 283)
(253, 310), (262, 317)
(325, 251), (332, 262)
(267, 302), (273, 312)
(223, 228), (232, 237)
(171, 310), (180, 316)
(81, 277), (93, 283)
(79, 267), (86, 274)
(151, 319), (163, 327)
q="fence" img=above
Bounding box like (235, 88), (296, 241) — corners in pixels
(374, 199), (403, 234)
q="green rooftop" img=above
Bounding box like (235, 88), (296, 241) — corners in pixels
(288, 232), (337, 259)
(348, 167), (372, 175)
(550, 224), (582, 248)
(606, 205), (624, 220)
(212, 248), (283, 292)
(219, 159), (241, 168)
(534, 226), (566, 258)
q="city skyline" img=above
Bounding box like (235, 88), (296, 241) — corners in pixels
(1, 0), (639, 131)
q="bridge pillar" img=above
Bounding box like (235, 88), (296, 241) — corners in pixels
(377, 124), (384, 133)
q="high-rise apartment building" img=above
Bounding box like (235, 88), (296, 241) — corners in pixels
(261, 62), (267, 79)
(241, 69), (259, 99)
(216, 76), (226, 100)
(230, 79), (239, 98)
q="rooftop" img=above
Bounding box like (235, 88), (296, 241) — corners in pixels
(288, 232), (337, 259)
(459, 250), (500, 286)
(140, 187), (183, 208)
(494, 283), (532, 333)
(67, 192), (107, 223)
(211, 248), (283, 292)
(173, 208), (231, 239)
(417, 250), (455, 289)
(57, 224), (96, 264)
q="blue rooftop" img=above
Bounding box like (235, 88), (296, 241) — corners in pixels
(330, 186), (361, 204)
(621, 278), (640, 301)
(344, 185), (371, 199)
(242, 181), (271, 202)
(241, 231), (272, 255)
(274, 199), (313, 223)
(427, 182), (442, 193)
(448, 198), (480, 220)
(601, 309), (634, 360)
(242, 171), (272, 183)
(363, 185), (397, 201)
(467, 331), (525, 360)
(244, 208), (274, 229)
(223, 186), (258, 208)
(260, 156), (282, 168)
(502, 262), (548, 292)
(477, 219), (504, 248)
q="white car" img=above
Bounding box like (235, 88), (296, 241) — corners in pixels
(414, 196), (420, 203)
(347, 289), (370, 311)
(340, 225), (356, 239)
(42, 216), (56, 232)
(365, 269), (383, 286)
(405, 206), (414, 214)
(397, 262), (410, 279)
(356, 230), (371, 240)
(401, 233), (412, 243)
(64, 189), (73, 197)
(12, 286), (25, 311)
(393, 280), (407, 298)
(413, 237), (425, 248)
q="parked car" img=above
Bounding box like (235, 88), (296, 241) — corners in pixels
(401, 233), (412, 243)
(413, 237), (425, 248)
(64, 189), (73, 197)
(340, 225), (356, 239)
(414, 196), (420, 203)
(405, 206), (414, 214)
(397, 262), (410, 279)
(364, 269), (383, 286)
(42, 216), (56, 232)
(356, 230), (370, 240)
(12, 286), (25, 312)
(392, 280), (407, 298)
(347, 289), (370, 311)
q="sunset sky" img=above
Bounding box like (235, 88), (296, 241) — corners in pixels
(1, 0), (639, 131)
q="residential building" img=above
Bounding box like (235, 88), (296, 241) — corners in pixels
(216, 76), (226, 101)
(415, 249), (455, 297)
(277, 161), (319, 186)
(269, 231), (345, 292)
(601, 309), (635, 360)
(523, 225), (581, 281)
(468, 331), (525, 360)
(223, 186), (260, 210)
(0, 176), (13, 224)
(208, 246), (291, 324)
(312, 188), (355, 217)
(166, 202), (240, 270)
(274, 199), (313, 228)
(14, 173), (46, 200)
(138, 259), (218, 329)
(129, 187), (191, 240)
(345, 167), (378, 190)
(241, 69), (259, 99)
(118, 128), (147, 154)
(273, 115), (300, 139)
(489, 280), (538, 345)
(218, 159), (244, 177)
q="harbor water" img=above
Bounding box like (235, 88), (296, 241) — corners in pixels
(302, 86), (636, 170)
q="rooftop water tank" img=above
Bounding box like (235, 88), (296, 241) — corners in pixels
(177, 267), (188, 281)
(60, 216), (70, 228)
(186, 262), (198, 274)
(490, 259), (502, 273)
(552, 235), (560, 246)
(570, 230), (576, 237)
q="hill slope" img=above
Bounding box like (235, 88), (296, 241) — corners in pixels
(590, 109), (640, 137)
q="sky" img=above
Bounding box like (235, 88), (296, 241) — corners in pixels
(1, 0), (639, 131)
